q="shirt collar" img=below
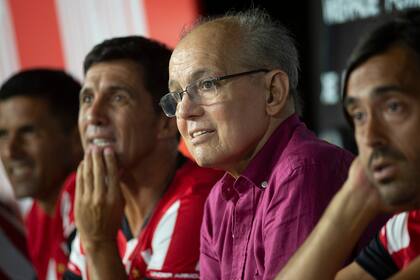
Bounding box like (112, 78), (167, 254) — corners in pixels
(242, 113), (301, 186)
(220, 113), (302, 199)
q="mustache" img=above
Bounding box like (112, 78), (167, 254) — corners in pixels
(368, 146), (406, 167)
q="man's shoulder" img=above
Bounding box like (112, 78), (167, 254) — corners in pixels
(172, 159), (224, 194)
(61, 172), (77, 194)
(280, 131), (354, 172)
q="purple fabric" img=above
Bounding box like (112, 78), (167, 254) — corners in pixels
(200, 114), (354, 280)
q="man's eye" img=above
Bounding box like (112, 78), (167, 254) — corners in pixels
(113, 94), (124, 102)
(81, 94), (93, 104)
(0, 129), (7, 139)
(351, 111), (366, 125)
(199, 79), (216, 91)
(386, 100), (403, 113)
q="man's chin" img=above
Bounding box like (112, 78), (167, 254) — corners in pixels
(378, 182), (417, 209)
(13, 189), (35, 200)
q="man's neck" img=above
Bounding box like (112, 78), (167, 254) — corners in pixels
(37, 188), (61, 216)
(120, 147), (179, 236)
(226, 113), (292, 179)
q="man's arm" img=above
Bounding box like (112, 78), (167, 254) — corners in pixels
(74, 147), (126, 280)
(276, 158), (383, 280)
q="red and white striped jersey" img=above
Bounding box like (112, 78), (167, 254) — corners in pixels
(25, 172), (76, 280)
(379, 210), (420, 269)
(67, 158), (223, 280)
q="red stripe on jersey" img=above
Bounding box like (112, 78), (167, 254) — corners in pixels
(143, 0), (199, 48)
(8, 0), (65, 69)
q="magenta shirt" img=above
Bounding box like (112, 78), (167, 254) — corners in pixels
(200, 114), (354, 280)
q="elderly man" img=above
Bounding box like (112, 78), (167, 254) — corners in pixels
(65, 36), (222, 280)
(0, 69), (82, 279)
(277, 9), (420, 280)
(160, 9), (359, 279)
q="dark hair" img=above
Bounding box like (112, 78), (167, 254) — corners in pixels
(0, 68), (81, 131)
(83, 36), (172, 111)
(182, 8), (301, 113)
(342, 9), (420, 124)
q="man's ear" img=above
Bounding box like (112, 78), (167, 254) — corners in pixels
(157, 114), (178, 140)
(264, 70), (290, 116)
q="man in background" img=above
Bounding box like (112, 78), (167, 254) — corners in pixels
(0, 69), (82, 279)
(278, 9), (420, 280)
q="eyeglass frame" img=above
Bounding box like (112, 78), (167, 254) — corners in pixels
(159, 68), (270, 117)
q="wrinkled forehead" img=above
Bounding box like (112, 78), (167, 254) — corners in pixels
(169, 23), (242, 85)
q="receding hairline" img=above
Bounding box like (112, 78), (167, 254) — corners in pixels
(180, 19), (263, 74)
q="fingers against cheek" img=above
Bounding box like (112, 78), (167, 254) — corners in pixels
(75, 162), (84, 220)
(83, 149), (94, 196)
(76, 162), (84, 198)
(92, 147), (106, 200)
(104, 148), (119, 200)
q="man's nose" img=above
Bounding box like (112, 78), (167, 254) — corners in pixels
(176, 93), (204, 119)
(1, 133), (22, 160)
(358, 113), (387, 148)
(82, 96), (108, 126)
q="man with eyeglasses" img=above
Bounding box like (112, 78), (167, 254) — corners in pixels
(162, 8), (373, 280)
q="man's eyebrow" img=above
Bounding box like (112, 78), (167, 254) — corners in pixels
(79, 84), (135, 97)
(372, 85), (405, 96)
(344, 85), (406, 109)
(107, 85), (135, 97)
(79, 86), (90, 97)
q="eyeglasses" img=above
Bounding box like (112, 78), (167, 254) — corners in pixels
(159, 69), (269, 117)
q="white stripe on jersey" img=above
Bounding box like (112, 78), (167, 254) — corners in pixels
(148, 200), (181, 270)
(123, 237), (139, 273)
(61, 191), (75, 238)
(386, 212), (410, 254)
(46, 259), (57, 280)
(69, 234), (89, 279)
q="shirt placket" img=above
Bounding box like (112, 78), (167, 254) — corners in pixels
(230, 180), (255, 280)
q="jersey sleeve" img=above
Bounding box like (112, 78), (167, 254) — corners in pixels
(355, 234), (399, 279)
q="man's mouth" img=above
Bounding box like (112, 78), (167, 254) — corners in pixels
(371, 161), (398, 184)
(191, 130), (211, 138)
(189, 129), (215, 144)
(7, 162), (33, 178)
(90, 138), (116, 147)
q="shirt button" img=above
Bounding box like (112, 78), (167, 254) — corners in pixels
(261, 181), (268, 188)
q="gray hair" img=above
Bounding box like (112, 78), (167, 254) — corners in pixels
(181, 8), (301, 112)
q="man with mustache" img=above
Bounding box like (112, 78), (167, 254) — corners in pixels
(65, 36), (223, 280)
(277, 9), (420, 280)
(0, 69), (82, 279)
